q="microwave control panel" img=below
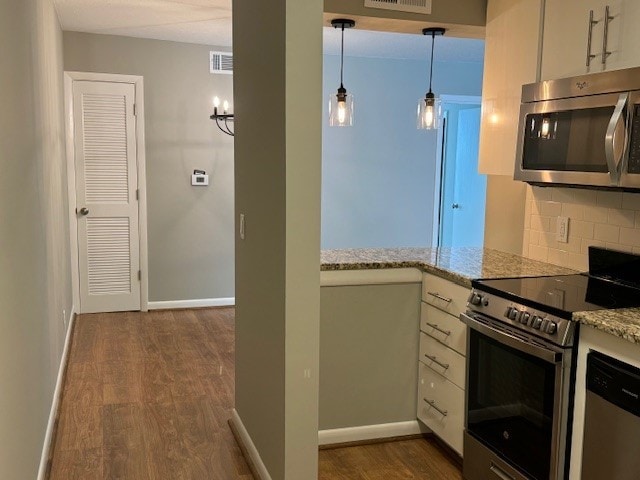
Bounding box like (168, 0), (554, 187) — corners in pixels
(629, 105), (640, 174)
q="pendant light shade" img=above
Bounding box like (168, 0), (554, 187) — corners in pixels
(329, 19), (355, 127)
(418, 27), (445, 130)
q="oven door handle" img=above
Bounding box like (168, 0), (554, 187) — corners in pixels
(460, 313), (562, 364)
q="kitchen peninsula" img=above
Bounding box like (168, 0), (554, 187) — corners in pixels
(318, 247), (575, 449)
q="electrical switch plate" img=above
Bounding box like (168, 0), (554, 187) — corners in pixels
(557, 216), (569, 243)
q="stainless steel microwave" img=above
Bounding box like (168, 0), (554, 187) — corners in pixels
(515, 67), (640, 190)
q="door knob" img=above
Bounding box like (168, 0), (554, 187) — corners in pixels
(78, 207), (89, 216)
(452, 203), (460, 209)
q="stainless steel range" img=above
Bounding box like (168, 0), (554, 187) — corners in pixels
(461, 247), (640, 480)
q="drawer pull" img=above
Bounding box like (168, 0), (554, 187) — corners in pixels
(427, 291), (453, 303)
(424, 354), (449, 370)
(425, 322), (451, 336)
(423, 398), (448, 416)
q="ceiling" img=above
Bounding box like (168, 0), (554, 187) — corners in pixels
(53, 0), (484, 62)
(53, 0), (233, 47)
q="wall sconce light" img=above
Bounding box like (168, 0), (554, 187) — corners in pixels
(210, 96), (234, 136)
(417, 27), (446, 130)
(329, 18), (356, 127)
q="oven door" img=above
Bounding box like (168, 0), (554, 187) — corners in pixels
(461, 312), (570, 480)
(514, 91), (632, 188)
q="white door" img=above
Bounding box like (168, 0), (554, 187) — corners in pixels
(438, 106), (486, 248)
(72, 80), (141, 313)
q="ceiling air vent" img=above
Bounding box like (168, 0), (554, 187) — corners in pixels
(210, 51), (233, 75)
(364, 0), (432, 15)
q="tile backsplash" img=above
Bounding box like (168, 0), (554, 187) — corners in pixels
(522, 186), (640, 271)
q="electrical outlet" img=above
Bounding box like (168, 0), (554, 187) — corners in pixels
(557, 216), (569, 243)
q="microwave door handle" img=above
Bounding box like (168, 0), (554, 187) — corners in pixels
(605, 93), (629, 185)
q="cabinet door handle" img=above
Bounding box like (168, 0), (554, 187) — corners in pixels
(586, 9), (599, 67)
(427, 291), (452, 303)
(424, 354), (449, 369)
(425, 323), (452, 336)
(602, 5), (614, 65)
(423, 398), (448, 416)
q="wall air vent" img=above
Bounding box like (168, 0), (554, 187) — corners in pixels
(210, 51), (233, 75)
(364, 0), (432, 15)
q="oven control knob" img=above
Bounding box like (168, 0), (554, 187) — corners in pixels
(470, 293), (483, 306)
(520, 312), (531, 324)
(532, 316), (543, 329)
(482, 298), (489, 307)
(504, 307), (513, 318)
(508, 309), (519, 321)
(546, 321), (558, 334)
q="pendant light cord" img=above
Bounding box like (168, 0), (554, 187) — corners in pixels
(340, 24), (345, 88)
(428, 31), (435, 93)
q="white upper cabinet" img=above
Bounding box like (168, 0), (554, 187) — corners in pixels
(542, 0), (640, 80)
(478, 0), (544, 176)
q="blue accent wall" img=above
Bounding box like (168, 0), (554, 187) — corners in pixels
(322, 55), (484, 249)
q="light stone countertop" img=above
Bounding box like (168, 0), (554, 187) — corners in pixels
(320, 247), (576, 288)
(320, 248), (640, 346)
(573, 309), (640, 345)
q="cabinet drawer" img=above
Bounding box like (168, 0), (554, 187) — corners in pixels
(417, 362), (465, 456)
(420, 303), (467, 356)
(419, 332), (466, 389)
(422, 274), (470, 317)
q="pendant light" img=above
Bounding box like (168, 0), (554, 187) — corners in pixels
(417, 27), (446, 130)
(329, 19), (356, 127)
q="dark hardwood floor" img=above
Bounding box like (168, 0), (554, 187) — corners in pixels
(49, 307), (462, 480)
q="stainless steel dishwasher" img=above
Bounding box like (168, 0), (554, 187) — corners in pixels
(581, 351), (640, 480)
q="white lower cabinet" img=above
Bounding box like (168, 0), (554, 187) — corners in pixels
(420, 304), (467, 355)
(417, 273), (469, 457)
(419, 332), (466, 389)
(417, 362), (465, 455)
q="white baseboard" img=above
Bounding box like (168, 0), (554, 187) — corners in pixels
(230, 409), (272, 480)
(37, 307), (76, 480)
(318, 420), (428, 446)
(148, 297), (235, 310)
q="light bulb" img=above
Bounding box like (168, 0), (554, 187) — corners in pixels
(223, 100), (229, 114)
(337, 101), (347, 124)
(423, 104), (435, 129)
(213, 96), (220, 108)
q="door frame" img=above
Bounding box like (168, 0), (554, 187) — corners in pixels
(431, 94), (482, 247)
(64, 71), (149, 313)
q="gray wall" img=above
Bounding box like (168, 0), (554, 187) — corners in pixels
(233, 0), (322, 478)
(322, 55), (484, 249)
(63, 32), (235, 302)
(320, 283), (421, 429)
(0, 0), (73, 477)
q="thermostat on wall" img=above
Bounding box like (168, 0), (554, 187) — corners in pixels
(192, 170), (209, 186)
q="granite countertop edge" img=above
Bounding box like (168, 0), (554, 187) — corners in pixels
(573, 309), (640, 345)
(320, 247), (576, 288)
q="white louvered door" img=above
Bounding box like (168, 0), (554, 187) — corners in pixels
(73, 81), (140, 313)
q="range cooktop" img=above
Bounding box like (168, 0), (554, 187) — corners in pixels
(474, 273), (640, 318)
(473, 246), (640, 320)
